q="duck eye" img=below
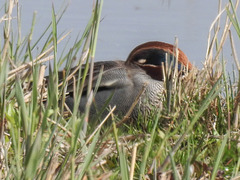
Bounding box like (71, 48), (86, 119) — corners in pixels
(137, 59), (147, 64)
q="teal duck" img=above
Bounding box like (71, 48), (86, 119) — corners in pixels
(54, 41), (192, 119)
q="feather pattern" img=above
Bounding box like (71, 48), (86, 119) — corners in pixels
(46, 41), (192, 120)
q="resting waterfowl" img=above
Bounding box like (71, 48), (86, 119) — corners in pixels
(52, 41), (192, 119)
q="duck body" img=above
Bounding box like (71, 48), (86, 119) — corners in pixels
(65, 60), (164, 119)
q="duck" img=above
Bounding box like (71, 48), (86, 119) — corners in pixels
(54, 41), (192, 120)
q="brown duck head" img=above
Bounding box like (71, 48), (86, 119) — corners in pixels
(125, 41), (192, 81)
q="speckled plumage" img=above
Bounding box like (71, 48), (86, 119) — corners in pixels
(49, 41), (192, 120)
(64, 60), (164, 119)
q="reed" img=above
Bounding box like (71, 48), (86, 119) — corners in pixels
(0, 0), (240, 179)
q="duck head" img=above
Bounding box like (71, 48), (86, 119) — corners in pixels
(125, 41), (192, 81)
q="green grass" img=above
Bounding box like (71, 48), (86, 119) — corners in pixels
(1, 0), (240, 179)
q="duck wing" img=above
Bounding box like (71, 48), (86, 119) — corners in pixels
(49, 60), (138, 94)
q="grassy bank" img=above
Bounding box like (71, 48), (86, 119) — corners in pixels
(0, 0), (240, 179)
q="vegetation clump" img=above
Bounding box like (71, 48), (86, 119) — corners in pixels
(0, 0), (239, 179)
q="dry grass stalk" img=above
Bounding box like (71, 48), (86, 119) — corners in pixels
(85, 106), (116, 145)
(129, 143), (138, 180)
(1, 0), (16, 65)
(7, 31), (71, 78)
